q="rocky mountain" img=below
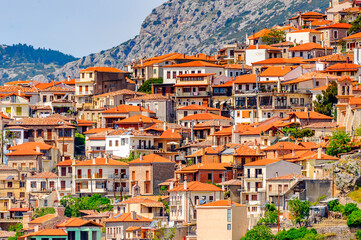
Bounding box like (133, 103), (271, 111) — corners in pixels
(0, 44), (77, 83)
(59, 0), (327, 79)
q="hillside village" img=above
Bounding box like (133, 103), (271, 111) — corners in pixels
(0, 1), (361, 240)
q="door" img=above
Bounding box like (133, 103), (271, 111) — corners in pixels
(47, 129), (52, 139)
(99, 169), (103, 178)
(61, 181), (66, 190)
(88, 169), (91, 179)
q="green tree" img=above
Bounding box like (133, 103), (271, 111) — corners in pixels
(344, 203), (359, 216)
(258, 204), (279, 225)
(33, 207), (55, 218)
(60, 194), (113, 217)
(347, 209), (361, 227)
(138, 77), (163, 94)
(283, 127), (314, 139)
(261, 29), (286, 45)
(356, 230), (361, 240)
(326, 131), (351, 156)
(241, 225), (275, 240)
(8, 223), (23, 240)
(288, 198), (310, 226)
(276, 227), (323, 240)
(327, 199), (344, 212)
(348, 14), (361, 35)
(313, 81), (338, 117)
(74, 131), (85, 157)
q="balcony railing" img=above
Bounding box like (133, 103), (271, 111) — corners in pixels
(175, 92), (210, 97)
(131, 146), (156, 150)
(245, 174), (264, 179)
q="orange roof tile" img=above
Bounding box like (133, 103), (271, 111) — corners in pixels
(127, 94), (168, 101)
(102, 104), (151, 114)
(287, 111), (333, 120)
(78, 119), (96, 126)
(62, 78), (76, 85)
(83, 128), (112, 135)
(57, 218), (103, 227)
(20, 229), (67, 238)
(234, 145), (261, 156)
(305, 53), (354, 63)
(159, 129), (182, 139)
(126, 226), (142, 232)
(211, 126), (233, 136)
(234, 74), (257, 84)
(299, 142), (318, 149)
(283, 72), (337, 85)
(244, 158), (281, 166)
(343, 32), (361, 40)
(289, 42), (332, 51)
(35, 81), (61, 90)
(199, 199), (243, 207)
(105, 212), (152, 223)
(180, 113), (231, 121)
(29, 172), (57, 179)
(248, 28), (271, 40)
(326, 63), (361, 72)
(115, 115), (163, 124)
(8, 117), (70, 126)
(177, 163), (232, 172)
(129, 154), (173, 164)
(289, 29), (322, 34)
(29, 214), (56, 224)
(56, 160), (74, 166)
(107, 128), (154, 137)
(79, 67), (125, 73)
(162, 61), (223, 68)
(8, 142), (53, 151)
(169, 181), (223, 192)
(311, 85), (330, 91)
(310, 19), (333, 27)
(264, 142), (306, 151)
(247, 45), (281, 51)
(95, 89), (143, 98)
(120, 197), (164, 208)
(316, 23), (351, 30)
(350, 97), (361, 105)
(267, 173), (306, 181)
(178, 73), (216, 77)
(252, 57), (305, 65)
(260, 66), (293, 77)
(6, 148), (43, 156)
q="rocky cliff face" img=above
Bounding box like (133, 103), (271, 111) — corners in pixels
(55, 0), (329, 79)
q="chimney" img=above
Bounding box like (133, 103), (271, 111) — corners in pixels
(184, 180), (187, 190)
(163, 122), (167, 131)
(317, 147), (322, 159)
(140, 154), (143, 161)
(131, 211), (137, 220)
(18, 89), (21, 96)
(68, 76), (71, 81)
(105, 157), (109, 164)
(36, 146), (40, 153)
(55, 206), (65, 217)
(92, 158), (96, 165)
(23, 211), (33, 230)
(169, 181), (174, 190)
(292, 149), (295, 157)
(172, 128), (175, 133)
(256, 144), (261, 155)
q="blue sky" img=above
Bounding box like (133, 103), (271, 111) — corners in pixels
(0, 0), (166, 57)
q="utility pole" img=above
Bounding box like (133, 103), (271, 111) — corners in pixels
(278, 185), (280, 232)
(62, 123), (65, 161)
(255, 69), (260, 123)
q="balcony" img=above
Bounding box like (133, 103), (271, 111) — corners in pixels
(244, 174), (264, 180)
(31, 188), (54, 193)
(175, 92), (210, 97)
(131, 146), (156, 150)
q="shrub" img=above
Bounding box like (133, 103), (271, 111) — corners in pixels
(276, 227), (321, 240)
(327, 199), (344, 212)
(347, 209), (361, 227)
(356, 230), (361, 240)
(241, 225), (274, 240)
(344, 203), (359, 216)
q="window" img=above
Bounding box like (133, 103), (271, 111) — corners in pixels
(316, 81), (319, 86)
(132, 171), (135, 181)
(79, 86), (83, 93)
(20, 182), (25, 188)
(154, 69), (157, 74)
(115, 140), (119, 147)
(7, 182), (12, 188)
(43, 96), (47, 102)
(85, 85), (89, 92)
(284, 184), (288, 191)
(251, 195), (257, 201)
(333, 30), (338, 39)
(269, 185), (272, 192)
(63, 144), (68, 152)
(145, 182), (150, 193)
(227, 209), (232, 221)
(20, 192), (25, 198)
(16, 107), (22, 116)
(146, 171), (150, 181)
(207, 173), (212, 180)
(209, 196), (213, 201)
(173, 71), (177, 79)
(89, 73), (93, 78)
(109, 140), (112, 147)
(31, 182), (36, 188)
(167, 71), (171, 79)
(227, 224), (231, 230)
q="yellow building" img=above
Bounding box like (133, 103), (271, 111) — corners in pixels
(197, 200), (248, 240)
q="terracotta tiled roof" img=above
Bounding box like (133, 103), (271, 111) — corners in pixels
(212, 126), (233, 136)
(199, 199), (243, 207)
(6, 148), (43, 156)
(95, 89), (144, 98)
(240, 124), (279, 136)
(305, 122), (338, 129)
(248, 28), (271, 40)
(8, 117), (70, 126)
(29, 214), (56, 224)
(115, 115), (163, 124)
(120, 197), (164, 208)
(78, 119), (96, 126)
(8, 142), (53, 151)
(180, 113), (231, 121)
(260, 66), (293, 77)
(244, 158), (281, 166)
(289, 29), (322, 33)
(177, 163), (232, 172)
(29, 172), (57, 179)
(102, 104), (150, 114)
(326, 63), (361, 71)
(267, 173), (306, 181)
(289, 42), (332, 51)
(105, 212), (152, 223)
(162, 61), (223, 68)
(299, 142), (317, 149)
(57, 218), (103, 227)
(8, 208), (28, 212)
(283, 72), (337, 85)
(126, 226), (142, 232)
(234, 145), (260, 156)
(234, 74), (257, 84)
(127, 94), (168, 101)
(224, 64), (252, 70)
(79, 67), (125, 73)
(310, 19), (333, 27)
(0, 85), (38, 93)
(107, 128), (154, 137)
(159, 129), (182, 139)
(169, 181), (223, 192)
(35, 81), (61, 90)
(247, 45), (281, 51)
(213, 80), (234, 87)
(20, 229), (67, 238)
(83, 128), (112, 135)
(5, 80), (33, 85)
(349, 97), (361, 105)
(305, 53), (354, 63)
(311, 85), (330, 91)
(316, 23), (351, 30)
(193, 119), (232, 129)
(56, 160), (74, 166)
(75, 158), (128, 166)
(178, 104), (220, 111)
(62, 78), (76, 85)
(129, 154), (173, 164)
(40, 86), (75, 92)
(264, 142), (306, 151)
(178, 73), (215, 77)
(252, 57), (305, 65)
(301, 11), (325, 16)
(343, 32), (361, 40)
(287, 111), (333, 120)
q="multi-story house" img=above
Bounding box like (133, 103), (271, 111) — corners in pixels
(179, 113), (232, 129)
(6, 148), (45, 175)
(73, 158), (129, 197)
(316, 23), (352, 52)
(105, 128), (157, 158)
(154, 128), (183, 161)
(288, 43), (333, 59)
(197, 200), (248, 240)
(76, 67), (134, 110)
(176, 163), (233, 184)
(93, 89), (144, 110)
(246, 29), (271, 45)
(128, 154), (175, 196)
(38, 84), (75, 116)
(105, 212), (152, 240)
(125, 94), (176, 123)
(0, 93), (30, 119)
(115, 115), (163, 130)
(168, 181), (223, 224)
(162, 61), (224, 84)
(26, 172), (58, 208)
(245, 45), (282, 66)
(56, 160), (74, 198)
(212, 78), (233, 117)
(326, 0), (353, 22)
(288, 11), (326, 29)
(286, 29), (323, 45)
(174, 73), (214, 108)
(176, 104), (220, 123)
(241, 159), (301, 224)
(6, 117), (75, 159)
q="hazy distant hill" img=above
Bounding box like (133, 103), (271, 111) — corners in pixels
(0, 44), (77, 83)
(54, 0), (329, 79)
